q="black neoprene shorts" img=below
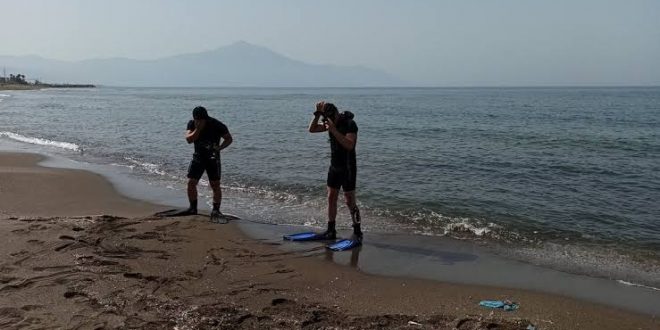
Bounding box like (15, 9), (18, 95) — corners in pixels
(327, 166), (356, 192)
(187, 154), (221, 181)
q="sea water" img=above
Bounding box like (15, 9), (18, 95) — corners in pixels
(1, 87), (658, 288)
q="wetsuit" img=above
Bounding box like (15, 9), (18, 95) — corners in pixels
(327, 115), (358, 191)
(186, 117), (229, 181)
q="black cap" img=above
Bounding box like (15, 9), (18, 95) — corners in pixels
(192, 106), (209, 120)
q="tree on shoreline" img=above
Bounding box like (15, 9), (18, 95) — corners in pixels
(4, 73), (28, 85)
(1, 72), (94, 88)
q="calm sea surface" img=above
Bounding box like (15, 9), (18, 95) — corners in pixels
(1, 87), (659, 286)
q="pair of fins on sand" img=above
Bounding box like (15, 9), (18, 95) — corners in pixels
(154, 208), (361, 251)
(283, 231), (363, 251)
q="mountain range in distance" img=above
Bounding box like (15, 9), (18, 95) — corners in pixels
(0, 41), (405, 87)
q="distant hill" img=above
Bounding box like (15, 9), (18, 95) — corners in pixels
(0, 41), (404, 87)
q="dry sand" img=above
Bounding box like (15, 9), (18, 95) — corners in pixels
(0, 152), (657, 329)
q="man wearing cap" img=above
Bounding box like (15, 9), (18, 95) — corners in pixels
(184, 106), (233, 222)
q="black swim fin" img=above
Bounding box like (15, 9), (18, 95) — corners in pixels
(154, 208), (197, 217)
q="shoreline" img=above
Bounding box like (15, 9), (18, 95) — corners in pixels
(0, 84), (42, 91)
(0, 128), (658, 294)
(0, 150), (657, 329)
(0, 83), (95, 91)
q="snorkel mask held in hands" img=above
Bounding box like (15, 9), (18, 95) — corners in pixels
(322, 104), (355, 123)
(321, 103), (339, 122)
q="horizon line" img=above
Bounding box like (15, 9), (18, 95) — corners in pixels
(93, 84), (660, 89)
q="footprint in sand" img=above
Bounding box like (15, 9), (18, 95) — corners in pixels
(20, 305), (43, 311)
(63, 290), (87, 299)
(127, 231), (161, 240)
(27, 224), (50, 231)
(0, 276), (18, 284)
(0, 307), (25, 327)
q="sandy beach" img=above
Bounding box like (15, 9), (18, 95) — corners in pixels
(0, 151), (657, 329)
(0, 84), (42, 91)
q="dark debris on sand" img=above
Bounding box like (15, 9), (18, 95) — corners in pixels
(166, 298), (531, 330)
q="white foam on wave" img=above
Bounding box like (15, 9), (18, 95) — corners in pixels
(401, 209), (500, 239)
(109, 163), (136, 170)
(616, 280), (660, 292)
(0, 93), (10, 98)
(0, 131), (80, 152)
(443, 221), (495, 237)
(124, 157), (169, 176)
(227, 183), (300, 203)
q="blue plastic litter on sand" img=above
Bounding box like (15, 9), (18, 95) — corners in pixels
(479, 300), (519, 311)
(326, 239), (361, 251)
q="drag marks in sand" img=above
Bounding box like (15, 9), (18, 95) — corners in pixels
(0, 215), (531, 329)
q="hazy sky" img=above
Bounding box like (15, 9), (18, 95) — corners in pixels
(1, 0), (659, 86)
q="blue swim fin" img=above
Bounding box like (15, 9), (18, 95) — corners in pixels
(283, 232), (324, 241)
(326, 238), (361, 251)
(284, 229), (337, 241)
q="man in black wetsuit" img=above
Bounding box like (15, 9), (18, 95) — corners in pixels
(183, 106), (233, 222)
(308, 101), (362, 241)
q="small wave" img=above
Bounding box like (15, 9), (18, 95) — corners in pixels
(227, 183), (301, 203)
(109, 163), (136, 170)
(0, 93), (10, 98)
(443, 221), (495, 237)
(0, 131), (80, 152)
(124, 157), (168, 176)
(616, 280), (660, 292)
(383, 208), (501, 240)
(412, 219), (498, 239)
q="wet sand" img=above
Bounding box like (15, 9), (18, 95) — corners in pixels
(0, 152), (657, 329)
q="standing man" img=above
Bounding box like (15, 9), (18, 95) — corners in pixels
(184, 106), (233, 222)
(308, 101), (362, 241)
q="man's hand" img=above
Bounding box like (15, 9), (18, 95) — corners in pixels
(194, 119), (206, 131)
(324, 117), (336, 132)
(314, 101), (325, 117)
(186, 119), (207, 143)
(309, 101), (329, 133)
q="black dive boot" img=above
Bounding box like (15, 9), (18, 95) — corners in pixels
(319, 222), (337, 239)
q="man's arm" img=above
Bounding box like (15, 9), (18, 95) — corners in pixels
(218, 133), (233, 150)
(185, 130), (198, 144)
(185, 120), (205, 143)
(326, 118), (357, 151)
(308, 114), (327, 133)
(329, 130), (357, 151)
(309, 101), (328, 133)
